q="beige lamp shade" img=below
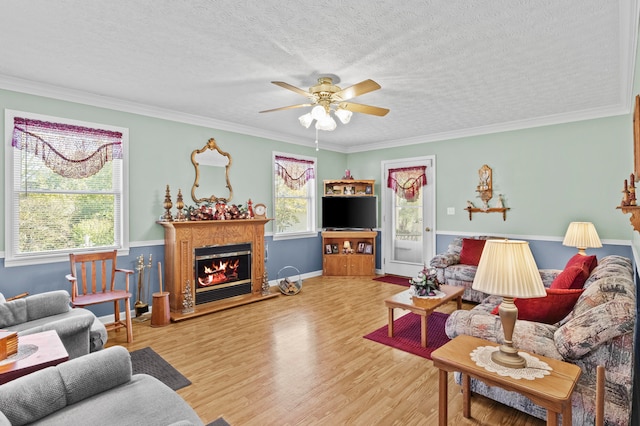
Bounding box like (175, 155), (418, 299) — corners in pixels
(472, 239), (546, 299)
(562, 222), (602, 255)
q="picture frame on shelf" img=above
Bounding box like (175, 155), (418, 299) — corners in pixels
(325, 244), (333, 254)
(357, 242), (365, 253)
(365, 185), (372, 194)
(364, 243), (373, 254)
(331, 244), (339, 254)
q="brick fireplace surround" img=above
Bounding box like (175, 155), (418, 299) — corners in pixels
(157, 219), (277, 321)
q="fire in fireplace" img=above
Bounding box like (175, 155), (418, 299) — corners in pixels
(194, 242), (252, 304)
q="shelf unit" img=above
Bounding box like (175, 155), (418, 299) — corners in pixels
(323, 179), (374, 196)
(465, 207), (509, 221)
(322, 231), (377, 276)
(617, 205), (640, 232)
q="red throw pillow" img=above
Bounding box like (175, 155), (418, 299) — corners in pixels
(491, 288), (583, 325)
(565, 254), (597, 273)
(549, 264), (590, 290)
(459, 238), (486, 266)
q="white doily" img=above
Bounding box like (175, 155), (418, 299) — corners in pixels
(470, 346), (552, 380)
(409, 288), (446, 299)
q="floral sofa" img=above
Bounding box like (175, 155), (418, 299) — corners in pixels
(430, 236), (494, 302)
(430, 236), (560, 303)
(445, 255), (636, 425)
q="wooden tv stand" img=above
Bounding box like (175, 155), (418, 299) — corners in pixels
(322, 230), (376, 276)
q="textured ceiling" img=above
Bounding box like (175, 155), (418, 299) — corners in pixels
(0, 0), (638, 152)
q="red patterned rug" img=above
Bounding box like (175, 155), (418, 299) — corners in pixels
(372, 275), (410, 286)
(363, 312), (450, 360)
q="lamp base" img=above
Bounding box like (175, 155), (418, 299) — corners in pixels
(495, 296), (527, 369)
(491, 346), (526, 369)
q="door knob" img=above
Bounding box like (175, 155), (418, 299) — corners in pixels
(425, 227), (431, 232)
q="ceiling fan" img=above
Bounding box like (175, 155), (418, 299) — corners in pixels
(259, 77), (389, 131)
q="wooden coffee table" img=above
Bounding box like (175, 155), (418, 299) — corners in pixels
(384, 285), (464, 347)
(0, 330), (69, 384)
(431, 334), (581, 426)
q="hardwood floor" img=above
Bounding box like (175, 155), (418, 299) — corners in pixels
(106, 276), (545, 426)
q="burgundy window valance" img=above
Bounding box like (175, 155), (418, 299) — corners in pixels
(387, 166), (427, 201)
(275, 155), (315, 190)
(12, 117), (123, 179)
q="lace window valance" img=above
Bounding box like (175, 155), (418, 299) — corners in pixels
(387, 166), (427, 201)
(275, 155), (315, 190)
(12, 117), (123, 179)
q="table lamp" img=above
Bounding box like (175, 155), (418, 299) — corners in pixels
(472, 239), (546, 368)
(562, 222), (602, 255)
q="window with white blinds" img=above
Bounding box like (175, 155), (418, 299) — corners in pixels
(4, 109), (129, 266)
(273, 152), (317, 239)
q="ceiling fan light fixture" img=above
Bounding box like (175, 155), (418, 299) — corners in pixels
(311, 105), (327, 121)
(298, 113), (313, 128)
(335, 108), (352, 124)
(315, 115), (336, 131)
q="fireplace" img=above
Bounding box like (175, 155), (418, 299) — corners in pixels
(158, 218), (277, 321)
(194, 243), (252, 304)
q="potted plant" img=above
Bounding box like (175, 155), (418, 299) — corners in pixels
(409, 266), (441, 297)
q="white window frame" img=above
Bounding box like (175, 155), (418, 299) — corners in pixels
(272, 151), (317, 240)
(4, 109), (129, 267)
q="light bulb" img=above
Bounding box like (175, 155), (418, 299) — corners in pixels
(298, 113), (313, 128)
(311, 105), (327, 121)
(335, 108), (352, 124)
(315, 115), (336, 131)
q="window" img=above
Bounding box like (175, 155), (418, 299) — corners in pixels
(5, 110), (128, 266)
(273, 152), (316, 239)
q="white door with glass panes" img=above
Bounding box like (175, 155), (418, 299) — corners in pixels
(381, 157), (435, 278)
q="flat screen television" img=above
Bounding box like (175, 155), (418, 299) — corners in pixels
(322, 196), (377, 230)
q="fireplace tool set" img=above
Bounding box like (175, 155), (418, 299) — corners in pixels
(134, 254), (152, 318)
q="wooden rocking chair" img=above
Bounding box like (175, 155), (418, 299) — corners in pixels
(66, 250), (134, 342)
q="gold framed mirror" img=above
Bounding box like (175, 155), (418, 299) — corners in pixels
(191, 138), (233, 203)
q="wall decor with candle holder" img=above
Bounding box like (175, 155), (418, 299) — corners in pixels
(617, 171), (640, 232)
(465, 164), (509, 221)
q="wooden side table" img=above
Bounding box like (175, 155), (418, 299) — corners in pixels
(0, 330), (69, 384)
(431, 335), (581, 426)
(384, 285), (464, 347)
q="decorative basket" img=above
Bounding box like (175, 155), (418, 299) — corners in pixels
(277, 266), (302, 295)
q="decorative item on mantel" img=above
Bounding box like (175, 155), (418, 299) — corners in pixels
(465, 164), (510, 221)
(174, 189), (186, 221)
(161, 185), (173, 222)
(343, 169), (354, 180)
(617, 172), (640, 232)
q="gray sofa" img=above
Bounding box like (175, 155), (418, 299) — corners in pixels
(0, 290), (106, 359)
(0, 345), (203, 426)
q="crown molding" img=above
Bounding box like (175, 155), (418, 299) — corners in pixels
(345, 104), (629, 153)
(0, 67), (633, 156)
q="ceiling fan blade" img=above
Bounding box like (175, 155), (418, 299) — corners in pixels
(259, 103), (313, 113)
(333, 79), (381, 101)
(339, 102), (389, 117)
(271, 81), (313, 98)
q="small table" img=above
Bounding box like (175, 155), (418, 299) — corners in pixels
(0, 330), (69, 384)
(384, 285), (464, 347)
(431, 335), (581, 426)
